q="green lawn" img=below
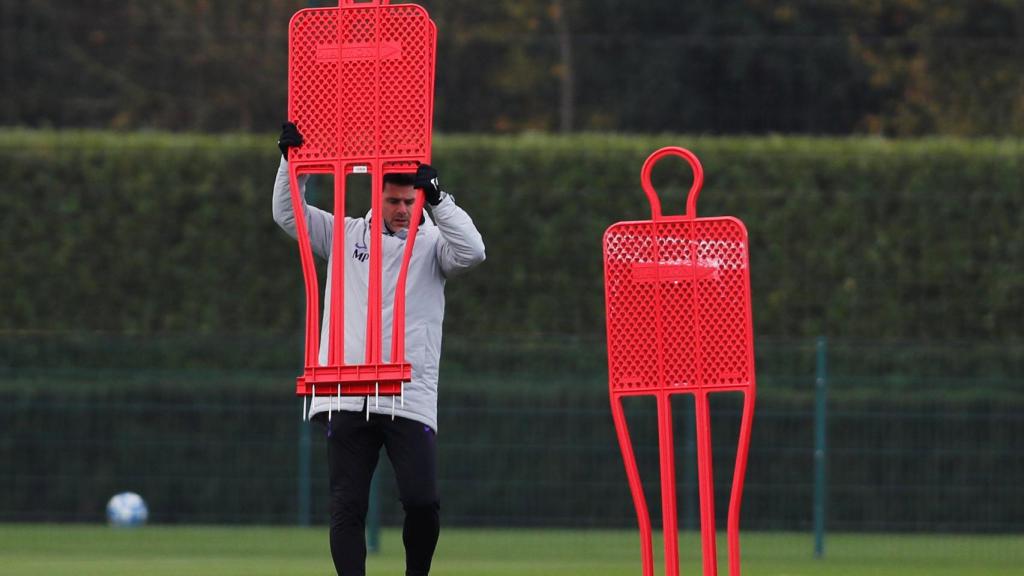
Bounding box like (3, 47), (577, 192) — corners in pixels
(0, 524), (1020, 576)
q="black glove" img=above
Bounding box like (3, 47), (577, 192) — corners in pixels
(277, 121), (303, 159)
(415, 163), (444, 206)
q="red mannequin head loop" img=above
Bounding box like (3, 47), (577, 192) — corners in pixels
(640, 146), (704, 221)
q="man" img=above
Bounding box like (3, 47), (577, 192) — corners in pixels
(273, 122), (485, 576)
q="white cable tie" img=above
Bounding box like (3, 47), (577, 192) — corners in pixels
(366, 395), (370, 421)
(392, 395), (396, 420)
(309, 385), (317, 421)
(302, 395), (307, 421)
(375, 382), (380, 409)
(401, 382), (405, 407)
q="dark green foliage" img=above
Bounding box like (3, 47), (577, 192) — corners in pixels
(4, 1), (1021, 136)
(1, 131), (297, 332)
(2, 130), (1022, 345)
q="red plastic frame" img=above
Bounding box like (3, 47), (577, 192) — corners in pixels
(286, 1), (436, 399)
(603, 147), (756, 576)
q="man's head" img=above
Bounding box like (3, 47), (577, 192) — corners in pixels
(382, 172), (418, 232)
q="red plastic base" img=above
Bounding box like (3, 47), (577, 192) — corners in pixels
(295, 362), (411, 396)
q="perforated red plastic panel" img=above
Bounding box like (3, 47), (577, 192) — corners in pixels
(603, 147), (756, 576)
(289, 9), (340, 162)
(604, 218), (754, 392)
(288, 3), (435, 165)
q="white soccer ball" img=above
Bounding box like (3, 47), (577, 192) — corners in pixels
(106, 492), (149, 527)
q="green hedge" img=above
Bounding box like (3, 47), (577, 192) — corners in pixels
(1, 130), (1022, 343)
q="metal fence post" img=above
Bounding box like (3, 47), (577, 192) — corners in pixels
(683, 401), (698, 531)
(298, 419), (312, 526)
(813, 336), (828, 559)
(367, 470), (381, 553)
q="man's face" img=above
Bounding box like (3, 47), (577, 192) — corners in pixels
(382, 182), (417, 232)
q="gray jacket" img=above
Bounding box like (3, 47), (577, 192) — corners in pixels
(272, 158), (485, 430)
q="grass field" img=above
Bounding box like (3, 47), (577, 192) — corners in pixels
(0, 524), (1021, 576)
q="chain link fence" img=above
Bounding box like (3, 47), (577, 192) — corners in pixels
(2, 333), (1020, 532)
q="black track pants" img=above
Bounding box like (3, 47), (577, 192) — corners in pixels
(319, 409), (440, 576)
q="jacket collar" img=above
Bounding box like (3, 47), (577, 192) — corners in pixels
(364, 209), (434, 240)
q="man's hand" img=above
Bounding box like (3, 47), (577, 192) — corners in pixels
(415, 163), (444, 206)
(277, 122), (303, 159)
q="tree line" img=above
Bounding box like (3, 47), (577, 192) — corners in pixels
(1, 0), (1021, 136)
